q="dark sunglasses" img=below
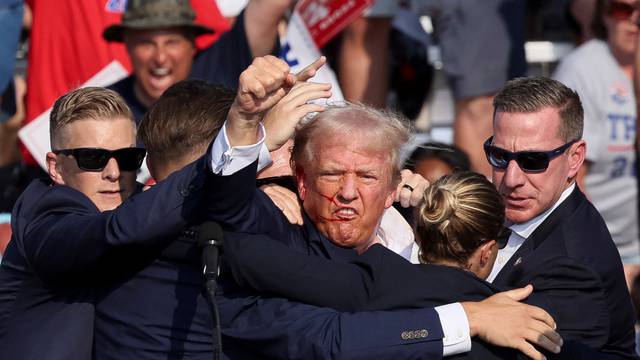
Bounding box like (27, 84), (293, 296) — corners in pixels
(53, 147), (146, 172)
(483, 136), (578, 173)
(494, 226), (512, 249)
(607, 1), (640, 21)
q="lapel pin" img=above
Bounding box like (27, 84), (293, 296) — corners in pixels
(514, 257), (522, 266)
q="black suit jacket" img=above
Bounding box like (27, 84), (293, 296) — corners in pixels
(492, 186), (637, 359)
(210, 159), (634, 359)
(0, 156), (209, 360)
(224, 231), (625, 360)
(207, 161), (453, 358)
(92, 158), (450, 360)
(224, 234), (498, 311)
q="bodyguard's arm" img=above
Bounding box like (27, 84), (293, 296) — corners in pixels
(218, 289), (444, 360)
(19, 156), (208, 285)
(519, 257), (611, 349)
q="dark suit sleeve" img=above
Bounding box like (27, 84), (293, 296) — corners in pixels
(224, 233), (497, 312)
(205, 159), (297, 243)
(18, 157), (208, 286)
(518, 256), (610, 349)
(223, 231), (381, 311)
(218, 286), (445, 360)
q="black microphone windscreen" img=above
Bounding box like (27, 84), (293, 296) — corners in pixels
(198, 222), (224, 248)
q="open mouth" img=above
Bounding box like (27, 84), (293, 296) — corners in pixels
(334, 207), (358, 220)
(147, 68), (173, 90)
(151, 67), (170, 76)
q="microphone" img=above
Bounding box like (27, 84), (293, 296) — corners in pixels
(198, 221), (224, 281)
(197, 221), (224, 360)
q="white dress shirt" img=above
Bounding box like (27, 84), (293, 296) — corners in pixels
(209, 123), (472, 356)
(377, 207), (420, 264)
(487, 183), (577, 283)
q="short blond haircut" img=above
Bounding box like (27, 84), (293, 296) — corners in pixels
(49, 87), (134, 149)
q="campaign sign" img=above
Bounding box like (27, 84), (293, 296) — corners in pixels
(281, 0), (372, 103)
(297, 0), (374, 48)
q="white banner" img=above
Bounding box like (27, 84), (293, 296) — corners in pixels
(281, 11), (344, 103)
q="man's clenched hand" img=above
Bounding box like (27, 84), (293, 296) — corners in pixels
(227, 55), (295, 147)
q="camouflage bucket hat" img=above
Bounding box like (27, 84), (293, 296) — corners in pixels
(103, 0), (214, 42)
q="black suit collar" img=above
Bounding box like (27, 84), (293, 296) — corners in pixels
(527, 186), (584, 250)
(493, 186), (585, 285)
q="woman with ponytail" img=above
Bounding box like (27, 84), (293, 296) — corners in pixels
(222, 171), (512, 310)
(416, 171), (510, 280)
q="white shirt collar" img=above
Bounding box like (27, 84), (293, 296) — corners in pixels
(509, 183), (575, 237)
(376, 207), (420, 264)
(486, 183), (576, 283)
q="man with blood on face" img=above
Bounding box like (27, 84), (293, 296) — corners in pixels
(206, 58), (565, 359)
(292, 106), (406, 253)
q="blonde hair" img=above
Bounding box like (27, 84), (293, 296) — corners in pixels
(291, 102), (411, 186)
(50, 87), (134, 149)
(416, 171), (505, 267)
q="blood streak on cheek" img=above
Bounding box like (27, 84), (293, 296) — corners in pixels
(319, 215), (349, 222)
(318, 192), (340, 206)
(316, 191), (348, 222)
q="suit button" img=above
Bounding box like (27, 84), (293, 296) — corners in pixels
(401, 331), (410, 340)
(419, 329), (428, 338)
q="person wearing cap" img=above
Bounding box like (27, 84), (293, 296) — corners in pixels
(104, 0), (290, 123)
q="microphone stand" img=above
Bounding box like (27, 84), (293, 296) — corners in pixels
(198, 223), (224, 360)
(204, 269), (222, 360)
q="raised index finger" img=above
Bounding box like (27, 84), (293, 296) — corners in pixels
(295, 56), (327, 82)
